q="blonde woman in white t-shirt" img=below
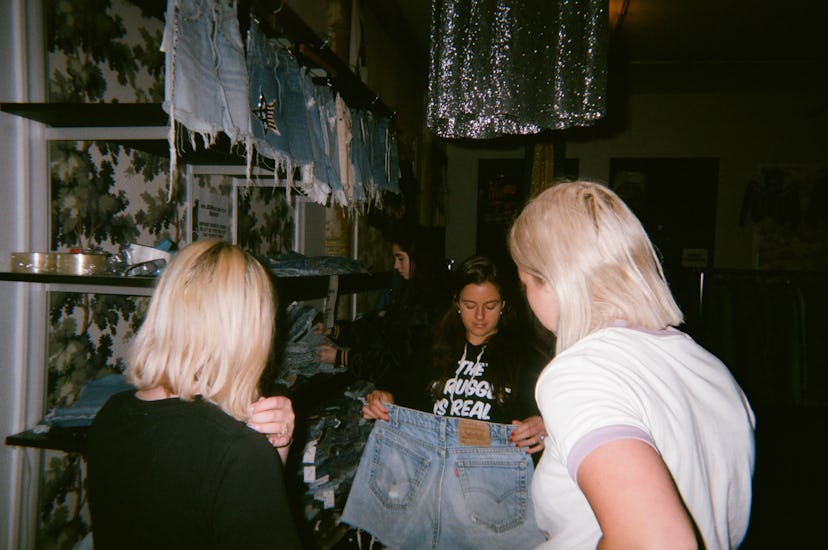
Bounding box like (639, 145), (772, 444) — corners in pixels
(509, 180), (755, 549)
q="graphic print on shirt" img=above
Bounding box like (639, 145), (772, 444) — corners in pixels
(433, 344), (494, 420)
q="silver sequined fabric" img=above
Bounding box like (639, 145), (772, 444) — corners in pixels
(427, 0), (608, 139)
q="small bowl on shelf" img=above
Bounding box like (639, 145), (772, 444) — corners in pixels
(10, 252), (57, 274)
(10, 251), (111, 276)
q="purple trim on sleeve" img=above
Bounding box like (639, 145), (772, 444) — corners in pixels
(567, 425), (657, 485)
(608, 319), (679, 336)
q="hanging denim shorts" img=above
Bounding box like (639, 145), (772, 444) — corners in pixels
(163, 0), (251, 143)
(341, 404), (545, 550)
(246, 19), (291, 164)
(367, 115), (401, 196)
(276, 50), (316, 167)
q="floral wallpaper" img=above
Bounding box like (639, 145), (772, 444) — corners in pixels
(236, 184), (293, 258)
(35, 0), (400, 546)
(40, 0), (291, 547)
(42, 0), (167, 545)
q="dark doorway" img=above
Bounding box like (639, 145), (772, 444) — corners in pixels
(609, 157), (720, 334)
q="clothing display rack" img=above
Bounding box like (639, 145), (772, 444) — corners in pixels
(244, 0), (394, 118)
(698, 269), (828, 408)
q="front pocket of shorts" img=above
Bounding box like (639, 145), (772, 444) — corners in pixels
(367, 432), (431, 509)
(456, 456), (530, 533)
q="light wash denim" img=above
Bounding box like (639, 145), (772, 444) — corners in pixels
(246, 19), (291, 166)
(307, 85), (341, 204)
(341, 404), (545, 550)
(263, 47), (311, 168)
(162, 1), (399, 208)
(162, 0), (251, 144)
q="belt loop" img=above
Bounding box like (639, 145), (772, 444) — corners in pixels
(388, 403), (397, 427)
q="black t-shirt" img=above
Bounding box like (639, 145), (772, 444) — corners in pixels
(331, 281), (445, 404)
(86, 391), (301, 549)
(430, 341), (543, 424)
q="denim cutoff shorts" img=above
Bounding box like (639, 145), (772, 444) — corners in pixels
(246, 19), (291, 164)
(341, 404), (545, 550)
(163, 0), (250, 143)
(276, 48), (315, 166)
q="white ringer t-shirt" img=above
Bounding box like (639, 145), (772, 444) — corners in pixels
(532, 325), (755, 550)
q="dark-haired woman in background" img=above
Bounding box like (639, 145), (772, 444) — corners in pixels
(314, 222), (448, 406)
(342, 255), (548, 549)
(362, 254), (549, 451)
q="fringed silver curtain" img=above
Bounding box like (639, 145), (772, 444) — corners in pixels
(427, 0), (608, 139)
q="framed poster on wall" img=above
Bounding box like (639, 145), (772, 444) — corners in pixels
(476, 156), (580, 270)
(477, 158), (528, 269)
(741, 164), (828, 270)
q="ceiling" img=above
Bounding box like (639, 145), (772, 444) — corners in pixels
(611, 0), (826, 65)
(386, 0), (828, 93)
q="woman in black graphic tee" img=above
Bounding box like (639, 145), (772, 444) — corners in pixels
(362, 255), (550, 455)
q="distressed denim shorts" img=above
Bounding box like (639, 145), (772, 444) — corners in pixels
(341, 404), (545, 550)
(163, 0), (250, 143)
(277, 48), (315, 166)
(367, 115), (400, 196)
(246, 19), (291, 164)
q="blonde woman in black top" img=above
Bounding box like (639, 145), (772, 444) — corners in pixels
(87, 241), (301, 549)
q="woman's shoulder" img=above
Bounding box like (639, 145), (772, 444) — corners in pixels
(89, 390), (135, 432)
(170, 400), (277, 456)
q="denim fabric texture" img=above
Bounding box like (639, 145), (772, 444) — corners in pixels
(306, 85), (341, 205)
(274, 47), (315, 167)
(386, 124), (401, 195)
(163, 1), (399, 210)
(264, 251), (368, 277)
(298, 381), (375, 543)
(246, 20), (291, 167)
(350, 109), (371, 204)
(163, 0), (251, 143)
(367, 115), (401, 198)
(342, 404), (545, 549)
(43, 374), (135, 428)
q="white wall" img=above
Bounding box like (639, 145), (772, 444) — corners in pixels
(444, 87), (828, 269)
(568, 89), (828, 268)
(0, 1), (48, 548)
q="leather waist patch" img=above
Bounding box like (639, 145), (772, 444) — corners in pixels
(458, 419), (491, 447)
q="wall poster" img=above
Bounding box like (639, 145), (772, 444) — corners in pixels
(477, 158), (529, 268)
(740, 164), (828, 271)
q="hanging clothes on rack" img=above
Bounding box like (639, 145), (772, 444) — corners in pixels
(162, 0), (253, 192)
(247, 19), (293, 181)
(162, 0), (401, 211)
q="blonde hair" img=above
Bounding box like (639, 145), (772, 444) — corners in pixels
(509, 180), (682, 353)
(127, 240), (276, 421)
